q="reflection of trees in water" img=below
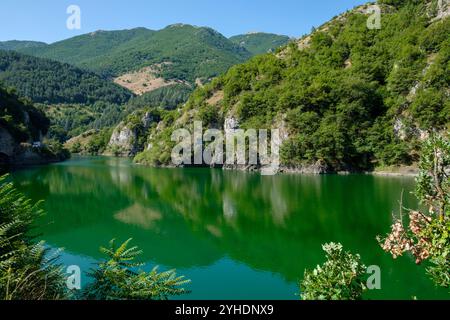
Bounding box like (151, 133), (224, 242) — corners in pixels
(130, 167), (419, 283)
(11, 159), (431, 291)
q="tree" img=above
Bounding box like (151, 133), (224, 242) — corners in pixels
(378, 134), (450, 288)
(300, 243), (367, 300)
(83, 238), (190, 300)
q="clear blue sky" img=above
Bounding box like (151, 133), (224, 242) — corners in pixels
(0, 0), (367, 43)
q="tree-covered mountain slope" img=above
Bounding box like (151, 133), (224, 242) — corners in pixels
(135, 0), (450, 172)
(16, 25), (252, 83)
(0, 50), (136, 144)
(0, 50), (133, 105)
(0, 40), (48, 51)
(230, 32), (291, 55)
(17, 28), (152, 70)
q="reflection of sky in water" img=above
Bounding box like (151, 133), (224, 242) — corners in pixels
(10, 157), (450, 300)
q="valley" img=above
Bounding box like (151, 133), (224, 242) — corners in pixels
(0, 25), (291, 162)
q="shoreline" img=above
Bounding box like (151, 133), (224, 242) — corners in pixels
(369, 165), (419, 177)
(69, 154), (420, 177)
(135, 160), (420, 177)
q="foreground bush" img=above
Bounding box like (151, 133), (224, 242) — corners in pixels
(300, 243), (367, 300)
(0, 175), (67, 300)
(83, 238), (190, 300)
(378, 134), (450, 288)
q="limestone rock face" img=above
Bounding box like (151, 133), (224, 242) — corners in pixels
(431, 0), (449, 22)
(224, 116), (240, 133)
(108, 111), (156, 157)
(280, 160), (331, 174)
(108, 126), (137, 157)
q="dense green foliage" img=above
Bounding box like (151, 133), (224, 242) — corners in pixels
(83, 128), (115, 155)
(65, 128), (114, 155)
(0, 85), (49, 142)
(126, 84), (193, 112)
(300, 243), (368, 300)
(0, 175), (67, 300)
(137, 1), (450, 170)
(83, 239), (190, 300)
(40, 102), (124, 142)
(230, 33), (291, 55)
(379, 134), (450, 289)
(18, 28), (152, 74)
(19, 25), (252, 82)
(0, 50), (133, 105)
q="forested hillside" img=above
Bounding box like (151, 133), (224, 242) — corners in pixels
(230, 33), (291, 55)
(0, 26), (294, 147)
(135, 0), (450, 171)
(18, 28), (151, 69)
(17, 25), (252, 82)
(0, 40), (47, 51)
(0, 50), (133, 105)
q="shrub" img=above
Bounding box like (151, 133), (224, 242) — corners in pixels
(83, 239), (190, 300)
(378, 134), (450, 288)
(300, 243), (367, 300)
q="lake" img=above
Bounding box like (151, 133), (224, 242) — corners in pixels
(8, 156), (449, 300)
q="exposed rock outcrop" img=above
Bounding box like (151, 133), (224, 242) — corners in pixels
(108, 126), (137, 156)
(107, 110), (157, 157)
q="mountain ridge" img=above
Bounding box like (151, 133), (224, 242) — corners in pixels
(3, 25), (290, 83)
(12, 25), (251, 82)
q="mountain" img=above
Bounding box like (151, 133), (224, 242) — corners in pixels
(0, 50), (133, 105)
(17, 28), (153, 76)
(230, 32), (291, 55)
(17, 25), (252, 84)
(134, 0), (450, 172)
(0, 50), (136, 143)
(0, 40), (47, 51)
(2, 24), (279, 148)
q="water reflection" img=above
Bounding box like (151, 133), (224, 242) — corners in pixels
(9, 157), (449, 299)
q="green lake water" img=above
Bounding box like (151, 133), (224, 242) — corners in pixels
(8, 156), (449, 300)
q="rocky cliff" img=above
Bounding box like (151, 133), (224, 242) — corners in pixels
(107, 109), (160, 157)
